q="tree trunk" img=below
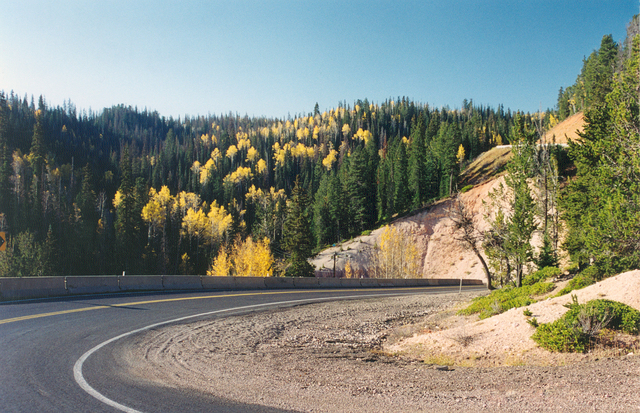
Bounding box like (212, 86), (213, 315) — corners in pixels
(472, 246), (494, 290)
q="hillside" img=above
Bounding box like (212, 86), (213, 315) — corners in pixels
(311, 112), (587, 282)
(311, 176), (506, 284)
(541, 111), (584, 144)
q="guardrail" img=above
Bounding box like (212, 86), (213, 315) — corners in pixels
(0, 275), (485, 301)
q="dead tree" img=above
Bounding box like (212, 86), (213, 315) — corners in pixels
(447, 195), (494, 290)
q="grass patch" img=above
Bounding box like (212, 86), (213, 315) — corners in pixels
(423, 353), (456, 366)
(458, 282), (555, 319)
(459, 184), (474, 193)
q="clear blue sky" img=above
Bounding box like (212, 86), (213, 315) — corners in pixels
(1, 1), (637, 119)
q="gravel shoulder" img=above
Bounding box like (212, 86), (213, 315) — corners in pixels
(121, 285), (640, 412)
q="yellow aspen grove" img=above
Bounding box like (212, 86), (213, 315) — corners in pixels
(112, 190), (124, 208)
(237, 137), (251, 151)
(224, 166), (252, 185)
(231, 237), (274, 277)
(181, 207), (208, 239)
(200, 159), (216, 184)
(207, 248), (232, 276)
(141, 186), (172, 236)
(354, 128), (373, 144)
(375, 225), (421, 278)
(206, 201), (232, 244)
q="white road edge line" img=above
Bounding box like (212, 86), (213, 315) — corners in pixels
(73, 290), (458, 412)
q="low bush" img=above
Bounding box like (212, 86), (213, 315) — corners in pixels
(459, 184), (474, 193)
(555, 266), (600, 296)
(531, 296), (640, 352)
(522, 267), (562, 286)
(458, 282), (555, 319)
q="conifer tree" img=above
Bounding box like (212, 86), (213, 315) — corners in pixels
(408, 116), (427, 209)
(283, 176), (314, 277)
(561, 33), (640, 274)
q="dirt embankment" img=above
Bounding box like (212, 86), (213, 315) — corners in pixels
(312, 177), (506, 284)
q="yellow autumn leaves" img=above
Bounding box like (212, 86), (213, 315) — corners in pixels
(139, 186), (233, 246)
(373, 225), (421, 279)
(207, 237), (274, 277)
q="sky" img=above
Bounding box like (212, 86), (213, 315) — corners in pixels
(1, 1), (638, 119)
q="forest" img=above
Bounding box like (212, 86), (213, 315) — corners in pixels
(0, 16), (638, 279)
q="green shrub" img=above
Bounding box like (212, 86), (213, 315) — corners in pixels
(522, 267), (562, 286)
(531, 297), (640, 352)
(531, 318), (589, 352)
(563, 297), (640, 335)
(555, 267), (599, 296)
(361, 230), (372, 236)
(458, 282), (555, 319)
(523, 308), (532, 317)
(459, 184), (474, 193)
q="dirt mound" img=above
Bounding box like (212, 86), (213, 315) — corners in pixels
(387, 270), (640, 367)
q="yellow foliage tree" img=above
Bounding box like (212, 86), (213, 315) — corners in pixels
(342, 123), (351, 138)
(374, 225), (421, 279)
(322, 149), (338, 171)
(230, 237), (274, 277)
(456, 144), (466, 165)
(207, 248), (232, 276)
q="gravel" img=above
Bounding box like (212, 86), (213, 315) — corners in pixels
(121, 291), (640, 412)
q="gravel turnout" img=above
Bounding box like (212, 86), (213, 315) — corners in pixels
(121, 290), (640, 412)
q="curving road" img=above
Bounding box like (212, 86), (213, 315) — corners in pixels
(0, 286), (484, 412)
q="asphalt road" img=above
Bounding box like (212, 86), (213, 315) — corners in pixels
(0, 285), (484, 412)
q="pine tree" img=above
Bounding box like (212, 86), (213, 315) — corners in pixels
(504, 114), (537, 287)
(283, 176), (314, 277)
(408, 116), (427, 209)
(561, 33), (640, 274)
(393, 139), (410, 213)
(114, 147), (140, 274)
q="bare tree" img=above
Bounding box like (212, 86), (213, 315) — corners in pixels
(447, 195), (494, 290)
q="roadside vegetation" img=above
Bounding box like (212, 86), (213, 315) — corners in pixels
(530, 295), (640, 353)
(458, 267), (558, 319)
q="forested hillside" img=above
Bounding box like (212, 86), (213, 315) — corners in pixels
(0, 15), (637, 279)
(0, 92), (539, 276)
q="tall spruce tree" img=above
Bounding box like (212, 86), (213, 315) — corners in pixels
(283, 176), (315, 277)
(504, 114), (537, 287)
(408, 116), (427, 209)
(561, 33), (640, 275)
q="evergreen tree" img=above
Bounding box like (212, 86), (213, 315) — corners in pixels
(561, 34), (640, 275)
(283, 176), (314, 277)
(0, 93), (11, 218)
(114, 148), (141, 274)
(408, 116), (427, 209)
(392, 139), (410, 213)
(504, 115), (537, 287)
